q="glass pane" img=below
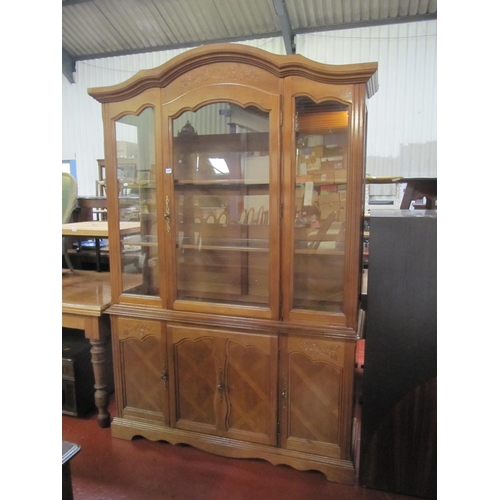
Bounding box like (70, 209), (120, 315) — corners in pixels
(115, 107), (159, 296)
(293, 98), (349, 313)
(173, 103), (270, 307)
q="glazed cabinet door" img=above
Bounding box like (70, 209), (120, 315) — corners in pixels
(279, 335), (356, 460)
(168, 324), (278, 446)
(112, 317), (168, 424)
(162, 65), (281, 320)
(102, 90), (163, 304)
(282, 77), (367, 329)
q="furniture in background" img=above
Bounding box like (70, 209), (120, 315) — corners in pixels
(62, 330), (95, 416)
(400, 177), (437, 209)
(77, 195), (107, 221)
(365, 176), (437, 212)
(62, 270), (115, 428)
(62, 440), (80, 500)
(359, 210), (437, 499)
(62, 221), (140, 272)
(97, 158), (139, 197)
(96, 159), (106, 196)
(88, 44), (378, 484)
(62, 173), (78, 271)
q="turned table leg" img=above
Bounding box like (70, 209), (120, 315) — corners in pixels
(63, 311), (113, 428)
(89, 338), (111, 428)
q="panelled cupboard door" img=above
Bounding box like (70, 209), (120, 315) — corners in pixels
(112, 317), (168, 424)
(279, 335), (356, 460)
(168, 324), (278, 446)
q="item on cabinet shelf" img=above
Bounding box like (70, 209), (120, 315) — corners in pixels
(217, 211), (228, 224)
(89, 43), (378, 485)
(178, 120), (198, 137)
(246, 207), (255, 225)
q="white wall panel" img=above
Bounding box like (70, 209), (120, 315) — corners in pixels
(62, 25), (436, 195)
(296, 20), (437, 178)
(62, 38), (284, 195)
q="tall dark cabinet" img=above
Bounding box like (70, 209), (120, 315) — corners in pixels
(359, 210), (437, 499)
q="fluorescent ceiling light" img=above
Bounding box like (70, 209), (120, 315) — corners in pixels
(209, 158), (229, 175)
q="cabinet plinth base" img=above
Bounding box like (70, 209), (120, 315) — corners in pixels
(111, 418), (355, 484)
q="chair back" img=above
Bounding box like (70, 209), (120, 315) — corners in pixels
(62, 173), (78, 223)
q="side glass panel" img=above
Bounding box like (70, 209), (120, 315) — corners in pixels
(115, 107), (159, 296)
(173, 103), (270, 307)
(293, 98), (349, 313)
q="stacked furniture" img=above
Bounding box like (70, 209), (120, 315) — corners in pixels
(89, 44), (378, 483)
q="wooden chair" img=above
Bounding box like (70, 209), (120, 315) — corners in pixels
(62, 173), (78, 271)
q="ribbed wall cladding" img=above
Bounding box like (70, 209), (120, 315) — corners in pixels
(62, 23), (436, 195)
(296, 21), (437, 179)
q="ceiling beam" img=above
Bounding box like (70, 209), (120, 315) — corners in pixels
(63, 49), (76, 83)
(273, 0), (295, 54)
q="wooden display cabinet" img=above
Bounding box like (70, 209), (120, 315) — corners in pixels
(89, 44), (377, 484)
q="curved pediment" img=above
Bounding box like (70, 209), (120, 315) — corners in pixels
(88, 43), (378, 103)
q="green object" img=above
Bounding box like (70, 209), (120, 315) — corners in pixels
(62, 172), (77, 270)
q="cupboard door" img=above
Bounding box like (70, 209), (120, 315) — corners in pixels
(224, 331), (278, 446)
(168, 324), (278, 445)
(113, 317), (168, 424)
(168, 325), (218, 436)
(279, 335), (355, 459)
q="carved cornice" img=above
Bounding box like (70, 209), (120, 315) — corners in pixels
(88, 44), (378, 104)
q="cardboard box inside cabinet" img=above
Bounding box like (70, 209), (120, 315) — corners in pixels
(319, 204), (340, 220)
(319, 192), (340, 205)
(321, 158), (343, 170)
(313, 172), (336, 183)
(306, 159), (321, 173)
(334, 169), (347, 184)
(324, 144), (344, 155)
(315, 169), (347, 184)
(299, 145), (325, 168)
(310, 146), (325, 159)
(318, 189), (347, 220)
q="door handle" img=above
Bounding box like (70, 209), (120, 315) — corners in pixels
(164, 196), (171, 233)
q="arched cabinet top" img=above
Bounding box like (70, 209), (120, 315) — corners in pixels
(88, 43), (378, 103)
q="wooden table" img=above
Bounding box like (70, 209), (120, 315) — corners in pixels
(62, 270), (114, 428)
(62, 221), (140, 271)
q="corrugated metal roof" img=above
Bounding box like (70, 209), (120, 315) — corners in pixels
(62, 0), (437, 61)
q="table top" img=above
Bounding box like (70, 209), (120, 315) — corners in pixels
(62, 220), (140, 237)
(62, 270), (113, 315)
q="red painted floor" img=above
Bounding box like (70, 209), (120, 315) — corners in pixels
(62, 376), (420, 500)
